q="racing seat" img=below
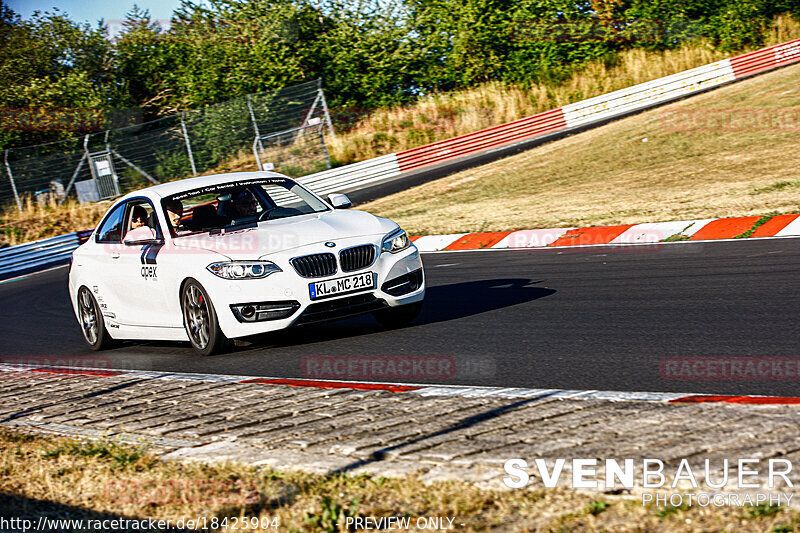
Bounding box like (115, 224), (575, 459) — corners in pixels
(216, 195), (234, 220)
(146, 211), (159, 231)
(188, 204), (222, 231)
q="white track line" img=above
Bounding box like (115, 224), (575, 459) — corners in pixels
(0, 264), (69, 285)
(2, 362), (793, 404)
(420, 233), (800, 254)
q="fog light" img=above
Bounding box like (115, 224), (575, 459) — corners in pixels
(381, 269), (424, 296)
(231, 301), (301, 322)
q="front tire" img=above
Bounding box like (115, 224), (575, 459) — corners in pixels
(181, 279), (229, 356)
(373, 301), (423, 329)
(77, 286), (113, 351)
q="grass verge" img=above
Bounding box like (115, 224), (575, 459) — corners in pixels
(362, 62), (800, 235)
(0, 194), (110, 248)
(2, 428), (800, 532)
(327, 16), (800, 166)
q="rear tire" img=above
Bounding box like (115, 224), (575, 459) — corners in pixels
(181, 279), (229, 356)
(77, 286), (113, 351)
(373, 301), (423, 328)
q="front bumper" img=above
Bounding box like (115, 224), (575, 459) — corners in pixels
(203, 244), (424, 339)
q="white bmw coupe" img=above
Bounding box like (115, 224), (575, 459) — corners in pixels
(69, 172), (425, 355)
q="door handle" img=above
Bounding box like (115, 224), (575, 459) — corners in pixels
(111, 253), (120, 259)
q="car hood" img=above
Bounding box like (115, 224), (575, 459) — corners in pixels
(170, 209), (397, 259)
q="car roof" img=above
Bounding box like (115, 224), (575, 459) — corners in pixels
(120, 171), (297, 200)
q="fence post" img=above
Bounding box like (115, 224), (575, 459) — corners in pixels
(319, 86), (336, 140)
(253, 137), (264, 172)
(180, 112), (198, 176)
(318, 125), (332, 169)
(61, 151), (88, 203)
(111, 150), (159, 184)
(246, 95), (263, 154)
(4, 149), (22, 212)
(104, 130), (121, 197)
(302, 91), (321, 129)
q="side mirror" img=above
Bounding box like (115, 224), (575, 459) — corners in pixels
(328, 193), (352, 209)
(123, 226), (162, 246)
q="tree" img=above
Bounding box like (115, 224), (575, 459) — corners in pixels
(0, 8), (113, 149)
(113, 6), (169, 116)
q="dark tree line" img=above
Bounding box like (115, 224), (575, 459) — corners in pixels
(1, 0), (797, 149)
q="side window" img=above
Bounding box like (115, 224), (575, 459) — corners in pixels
(96, 203), (126, 244)
(123, 200), (160, 238)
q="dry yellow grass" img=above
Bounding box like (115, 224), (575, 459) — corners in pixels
(0, 194), (110, 247)
(328, 15), (800, 165)
(362, 61), (800, 235)
(2, 428), (799, 532)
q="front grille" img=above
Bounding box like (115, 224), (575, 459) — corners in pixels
(291, 253), (337, 278)
(339, 244), (377, 272)
(293, 294), (387, 326)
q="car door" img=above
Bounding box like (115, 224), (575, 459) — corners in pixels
(109, 198), (171, 328)
(83, 201), (128, 326)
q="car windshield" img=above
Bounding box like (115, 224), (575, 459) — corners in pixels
(161, 177), (329, 236)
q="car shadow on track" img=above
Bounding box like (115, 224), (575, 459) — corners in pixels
(233, 278), (556, 353)
(103, 278), (555, 356)
(420, 278), (555, 324)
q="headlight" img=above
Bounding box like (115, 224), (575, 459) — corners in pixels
(382, 228), (411, 254)
(206, 261), (281, 280)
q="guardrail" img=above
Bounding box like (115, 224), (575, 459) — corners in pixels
(295, 37), (800, 195)
(298, 154), (401, 196)
(0, 230), (92, 278)
(2, 38), (799, 278)
(396, 109), (566, 173)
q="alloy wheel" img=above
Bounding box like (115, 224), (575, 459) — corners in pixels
(78, 287), (98, 345)
(183, 284), (210, 349)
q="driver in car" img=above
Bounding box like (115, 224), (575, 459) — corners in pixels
(130, 205), (147, 230)
(232, 190), (259, 218)
(165, 199), (184, 232)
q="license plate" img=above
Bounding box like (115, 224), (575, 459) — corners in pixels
(309, 272), (375, 300)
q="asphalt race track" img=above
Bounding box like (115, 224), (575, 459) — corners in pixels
(1, 238), (798, 397)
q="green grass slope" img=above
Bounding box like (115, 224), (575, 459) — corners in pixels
(363, 63), (800, 235)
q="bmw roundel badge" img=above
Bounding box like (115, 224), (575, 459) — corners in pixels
(325, 242), (336, 248)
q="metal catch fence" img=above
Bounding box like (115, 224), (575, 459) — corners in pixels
(2, 79), (334, 211)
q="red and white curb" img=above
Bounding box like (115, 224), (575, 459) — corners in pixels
(2, 362), (799, 405)
(410, 214), (800, 252)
